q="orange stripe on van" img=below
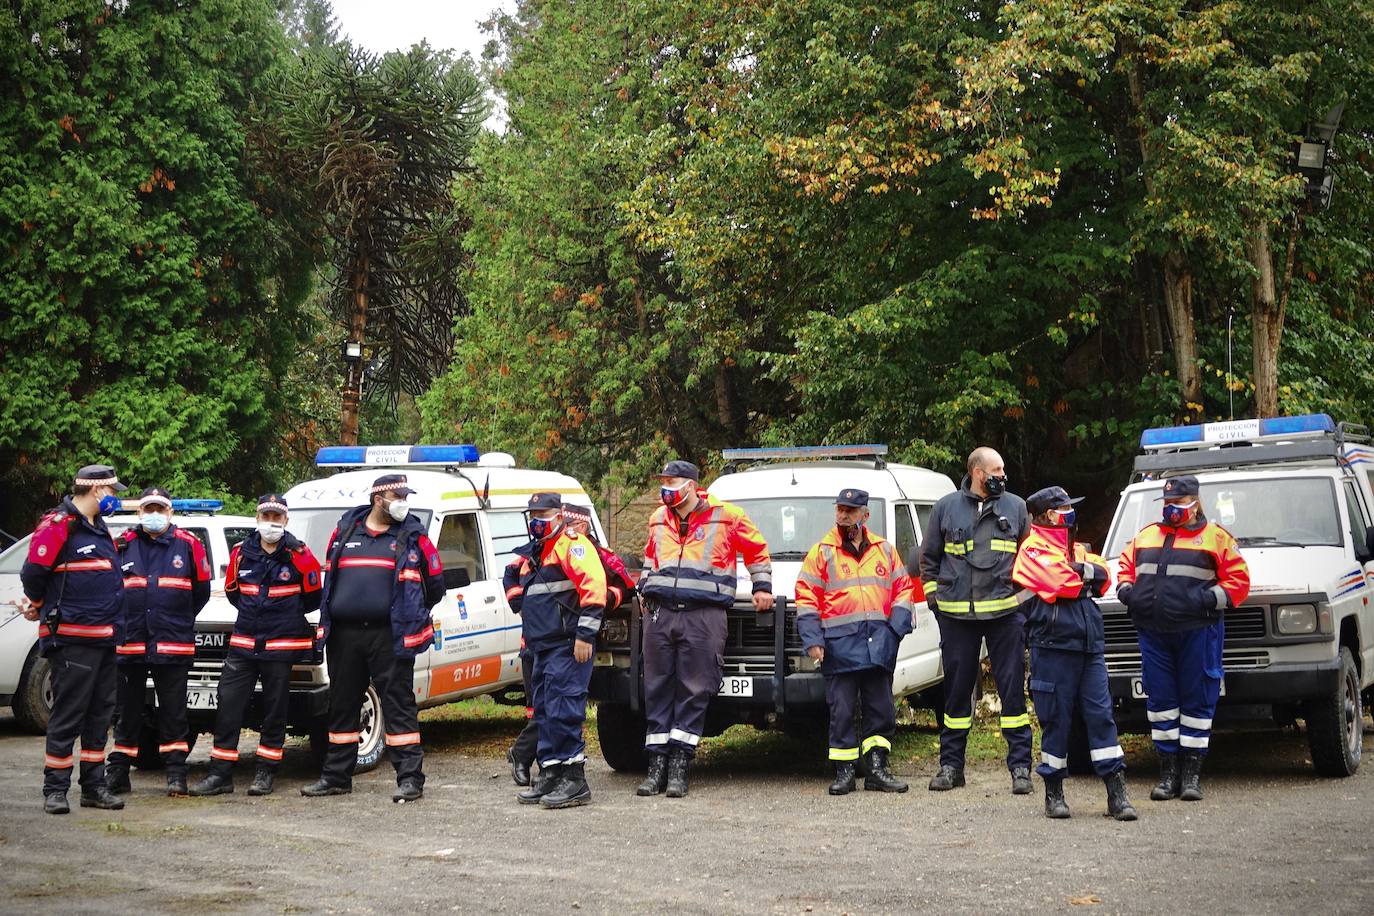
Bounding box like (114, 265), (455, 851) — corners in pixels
(429, 654), (502, 695)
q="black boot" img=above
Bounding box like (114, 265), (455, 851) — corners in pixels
(519, 764), (561, 804)
(300, 779), (350, 797)
(1104, 770), (1138, 820)
(828, 761), (856, 795)
(508, 748), (532, 787)
(541, 762), (591, 809)
(80, 785), (125, 810)
(1044, 776), (1070, 818)
(1011, 766), (1033, 795)
(106, 764), (131, 795)
(927, 764), (965, 791)
(1150, 753), (1180, 801)
(1179, 751), (1205, 801)
(166, 775), (189, 797)
(247, 768), (275, 797)
(863, 748), (908, 793)
(44, 792), (70, 815)
(636, 753), (668, 797)
(190, 773), (234, 797)
(393, 777), (423, 803)
(665, 749), (690, 798)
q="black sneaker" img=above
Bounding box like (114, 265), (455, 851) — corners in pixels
(246, 768), (275, 797)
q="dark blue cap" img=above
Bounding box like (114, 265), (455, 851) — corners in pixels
(370, 474), (415, 496)
(75, 464), (127, 492)
(256, 493), (289, 513)
(1156, 475), (1200, 500)
(1027, 486), (1085, 515)
(835, 488), (869, 508)
(528, 492), (562, 511)
(656, 460), (700, 481)
(138, 487), (173, 508)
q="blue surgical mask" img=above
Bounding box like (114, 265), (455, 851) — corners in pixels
(141, 512), (170, 534)
(98, 494), (121, 516)
(1163, 501), (1196, 527)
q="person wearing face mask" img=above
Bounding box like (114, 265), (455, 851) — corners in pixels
(918, 446), (1032, 794)
(303, 474), (445, 802)
(191, 494), (322, 798)
(106, 488), (212, 797)
(503, 493), (607, 808)
(795, 489), (920, 795)
(1014, 487), (1135, 821)
(637, 459), (773, 798)
(1117, 475), (1249, 803)
(18, 464), (129, 814)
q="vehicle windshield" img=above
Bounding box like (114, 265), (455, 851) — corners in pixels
(287, 508), (434, 561)
(1105, 476), (1343, 558)
(729, 497), (887, 560)
(0, 536), (30, 575)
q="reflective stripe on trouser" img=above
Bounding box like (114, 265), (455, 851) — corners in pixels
(321, 624), (424, 788)
(935, 614), (1032, 771)
(642, 605), (727, 758)
(826, 668), (896, 762)
(1138, 622), (1224, 756)
(44, 643), (117, 796)
(510, 644), (540, 767)
(109, 662), (191, 779)
(530, 641), (594, 767)
(1029, 646), (1124, 778)
(208, 654), (291, 775)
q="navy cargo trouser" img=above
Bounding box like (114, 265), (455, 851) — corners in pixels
(510, 644), (539, 766)
(1030, 646), (1124, 778)
(43, 643), (117, 796)
(529, 641), (593, 767)
(643, 605), (727, 757)
(321, 622), (424, 787)
(109, 663), (191, 780)
(826, 667), (897, 762)
(935, 613), (1032, 772)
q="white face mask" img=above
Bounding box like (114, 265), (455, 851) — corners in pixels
(387, 499), (410, 522)
(140, 512), (170, 534)
(257, 521), (286, 544)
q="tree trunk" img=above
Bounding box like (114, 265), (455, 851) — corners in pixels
(1249, 216), (1300, 418)
(340, 249), (369, 446)
(1160, 252), (1202, 421)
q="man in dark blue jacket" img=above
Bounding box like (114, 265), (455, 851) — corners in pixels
(303, 474), (445, 802)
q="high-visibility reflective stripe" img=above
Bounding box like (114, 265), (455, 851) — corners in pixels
(1041, 751), (1068, 769)
(403, 624), (434, 648)
(156, 643), (196, 655)
(55, 559), (114, 572)
(210, 747), (240, 761)
(229, 634), (257, 650)
(1180, 714), (1213, 729)
(795, 604), (820, 617)
(820, 610), (889, 628)
(796, 570), (825, 587)
(944, 540), (973, 555)
(55, 623), (115, 638)
(397, 569), (423, 583)
(944, 715), (972, 730)
(860, 735), (891, 754)
(668, 728), (701, 746)
(989, 539), (1018, 553)
(1151, 728), (1180, 741)
(1179, 734), (1210, 749)
(79, 748), (105, 763)
(45, 754), (74, 769)
(973, 596), (1023, 613)
(829, 746), (860, 761)
(541, 753), (587, 767)
(238, 584), (261, 596)
(1209, 585), (1229, 608)
(264, 638), (313, 651)
(1000, 714), (1031, 729)
(159, 741), (191, 754)
(577, 616), (601, 632)
(826, 575), (894, 590)
(1090, 745), (1125, 761)
(1147, 707), (1180, 722)
(116, 643), (147, 655)
(255, 745), (284, 761)
(924, 581), (938, 593)
(1165, 565), (1215, 581)
(112, 745), (140, 757)
(158, 576), (193, 590)
(385, 732), (422, 747)
(525, 579), (576, 596)
(124, 576), (149, 589)
(267, 584), (302, 597)
(337, 557), (396, 569)
(328, 732), (360, 744)
(645, 732), (670, 746)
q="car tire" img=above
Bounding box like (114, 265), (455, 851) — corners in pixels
(309, 682), (386, 774)
(12, 649), (52, 734)
(595, 701), (648, 773)
(1305, 646), (1363, 777)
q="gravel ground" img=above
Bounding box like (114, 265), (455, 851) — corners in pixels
(1, 711), (1371, 915)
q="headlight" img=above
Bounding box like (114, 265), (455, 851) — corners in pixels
(1275, 604), (1317, 635)
(601, 618), (629, 645)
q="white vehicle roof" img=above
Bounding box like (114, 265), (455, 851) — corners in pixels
(284, 462), (594, 513)
(709, 460), (955, 504)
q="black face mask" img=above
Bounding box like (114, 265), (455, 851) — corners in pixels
(983, 475), (1007, 497)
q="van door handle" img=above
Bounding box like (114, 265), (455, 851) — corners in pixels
(484, 595), (496, 604)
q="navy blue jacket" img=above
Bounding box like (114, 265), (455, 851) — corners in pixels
(116, 525), (212, 664)
(21, 497), (125, 653)
(225, 532), (323, 661)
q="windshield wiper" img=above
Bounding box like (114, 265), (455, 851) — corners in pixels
(1236, 536), (1308, 548)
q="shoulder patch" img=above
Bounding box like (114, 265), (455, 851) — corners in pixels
(570, 544), (587, 560)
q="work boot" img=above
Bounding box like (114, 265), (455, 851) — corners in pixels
(1179, 751), (1205, 801)
(1104, 770), (1138, 821)
(1011, 766), (1033, 795)
(1150, 753), (1180, 801)
(189, 773), (234, 797)
(540, 762), (591, 809)
(863, 748), (908, 793)
(665, 749), (691, 798)
(246, 768), (275, 797)
(105, 763), (132, 795)
(828, 761), (857, 795)
(508, 747), (532, 787)
(636, 753), (669, 797)
(927, 764), (965, 791)
(519, 764), (561, 804)
(392, 778), (424, 803)
(80, 785), (126, 810)
(44, 792), (70, 815)
(166, 775), (189, 797)
(300, 779), (350, 797)
(1043, 776), (1071, 819)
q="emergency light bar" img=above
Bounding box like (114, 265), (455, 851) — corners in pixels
(314, 444), (481, 467)
(171, 499), (223, 513)
(1140, 414), (1336, 450)
(721, 444), (889, 461)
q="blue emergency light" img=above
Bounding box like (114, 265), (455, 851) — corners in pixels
(171, 499), (223, 513)
(721, 444), (889, 461)
(1140, 414), (1335, 449)
(314, 444), (481, 467)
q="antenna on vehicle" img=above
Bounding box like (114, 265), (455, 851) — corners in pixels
(1226, 303), (1236, 420)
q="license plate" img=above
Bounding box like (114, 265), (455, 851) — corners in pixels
(1131, 677), (1224, 699)
(186, 688), (218, 710)
(718, 676), (754, 697)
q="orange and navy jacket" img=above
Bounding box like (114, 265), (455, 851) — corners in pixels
(1012, 524), (1110, 653)
(21, 497), (125, 651)
(318, 505), (444, 658)
(640, 490), (772, 610)
(115, 525), (212, 664)
(504, 528), (607, 650)
(795, 528), (921, 674)
(224, 531), (323, 661)
(1116, 513), (1250, 633)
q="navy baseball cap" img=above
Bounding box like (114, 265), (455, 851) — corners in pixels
(1027, 485), (1085, 515)
(1156, 475), (1201, 500)
(656, 460), (700, 481)
(835, 488), (869, 508)
(256, 493), (289, 513)
(137, 487), (173, 509)
(370, 474), (416, 496)
(528, 492), (562, 511)
(75, 464), (127, 492)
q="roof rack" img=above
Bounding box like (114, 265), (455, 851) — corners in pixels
(1130, 414), (1371, 480)
(720, 444), (889, 472)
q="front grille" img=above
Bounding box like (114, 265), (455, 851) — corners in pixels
(1102, 605), (1267, 646)
(1105, 648), (1272, 676)
(721, 605), (802, 674)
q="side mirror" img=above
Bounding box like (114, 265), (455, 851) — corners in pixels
(443, 567), (471, 590)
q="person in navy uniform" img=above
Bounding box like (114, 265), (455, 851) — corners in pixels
(18, 464), (129, 814)
(191, 494), (323, 797)
(106, 488), (212, 797)
(303, 474), (445, 802)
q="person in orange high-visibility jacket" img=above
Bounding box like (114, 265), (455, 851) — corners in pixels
(1116, 474), (1249, 803)
(796, 489), (919, 795)
(1013, 486), (1135, 821)
(637, 459), (773, 799)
